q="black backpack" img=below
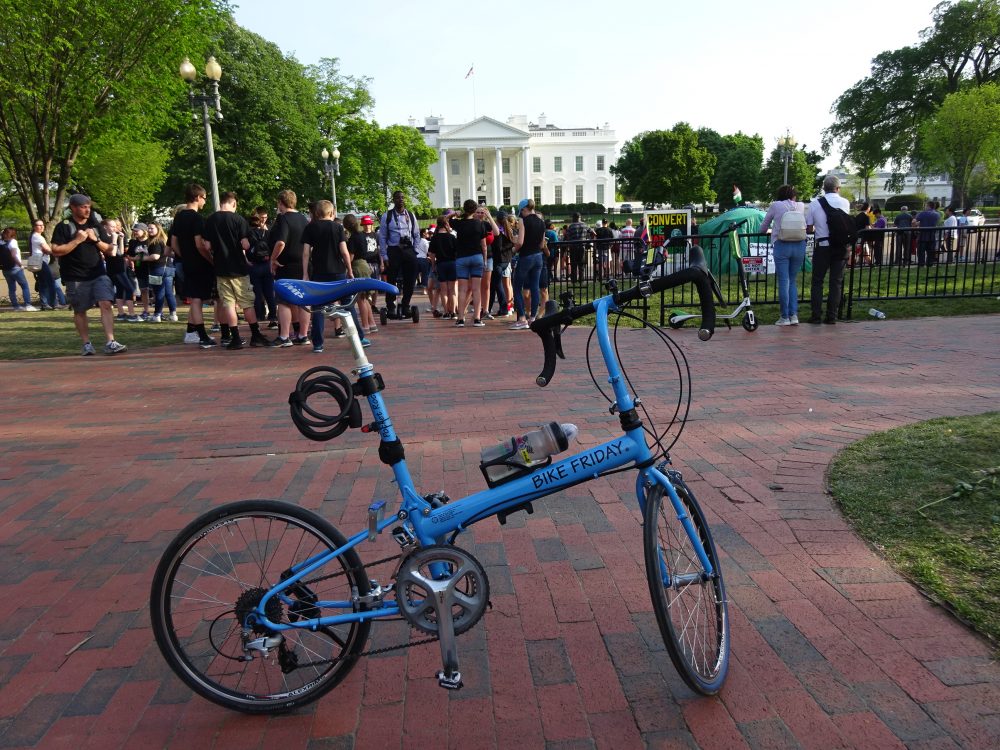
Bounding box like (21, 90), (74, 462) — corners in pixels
(0, 240), (16, 271)
(818, 197), (857, 249)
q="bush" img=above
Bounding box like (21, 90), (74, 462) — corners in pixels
(885, 193), (928, 211)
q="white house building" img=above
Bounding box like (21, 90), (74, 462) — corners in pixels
(414, 114), (618, 209)
(828, 167), (954, 206)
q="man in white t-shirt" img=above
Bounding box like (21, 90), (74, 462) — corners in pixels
(805, 175), (851, 325)
(2, 228), (38, 311)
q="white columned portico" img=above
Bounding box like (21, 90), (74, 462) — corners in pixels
(467, 148), (476, 201)
(521, 146), (530, 202)
(494, 147), (502, 208)
(439, 149), (448, 207)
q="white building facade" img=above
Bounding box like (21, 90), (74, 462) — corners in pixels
(828, 168), (954, 206)
(415, 114), (618, 209)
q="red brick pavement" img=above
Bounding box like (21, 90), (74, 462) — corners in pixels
(1, 312), (998, 749)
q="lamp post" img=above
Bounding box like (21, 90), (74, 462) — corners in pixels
(778, 130), (797, 186)
(322, 145), (340, 211)
(180, 56), (223, 211)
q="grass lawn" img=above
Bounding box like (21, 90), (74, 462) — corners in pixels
(828, 413), (1000, 648)
(0, 308), (191, 360)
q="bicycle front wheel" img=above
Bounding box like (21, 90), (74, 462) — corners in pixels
(642, 478), (729, 695)
(150, 500), (371, 713)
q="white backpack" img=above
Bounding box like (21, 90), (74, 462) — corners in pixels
(777, 207), (807, 241)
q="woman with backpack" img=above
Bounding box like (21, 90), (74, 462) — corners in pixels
(760, 184), (807, 326)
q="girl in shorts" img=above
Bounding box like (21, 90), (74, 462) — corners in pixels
(428, 215), (458, 319)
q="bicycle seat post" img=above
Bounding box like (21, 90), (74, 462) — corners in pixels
(329, 301), (369, 365)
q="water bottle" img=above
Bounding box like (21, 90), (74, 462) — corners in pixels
(480, 422), (579, 486)
(868, 308), (886, 320)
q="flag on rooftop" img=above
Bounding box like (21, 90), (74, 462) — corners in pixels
(465, 65), (474, 79)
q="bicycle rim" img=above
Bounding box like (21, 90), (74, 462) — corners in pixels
(150, 501), (370, 713)
(643, 482), (729, 694)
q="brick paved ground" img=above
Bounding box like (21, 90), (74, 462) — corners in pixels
(0, 311), (998, 749)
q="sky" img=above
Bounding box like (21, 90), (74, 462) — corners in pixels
(231, 0), (943, 171)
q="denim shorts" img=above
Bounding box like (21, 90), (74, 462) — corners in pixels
(498, 262), (512, 278)
(436, 260), (457, 282)
(455, 254), (484, 280)
(485, 256), (494, 273)
(539, 263), (549, 289)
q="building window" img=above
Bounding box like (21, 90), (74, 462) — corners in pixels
(597, 155), (605, 171)
(575, 155), (583, 172)
(451, 159), (459, 176)
(503, 187), (512, 205)
(532, 156), (541, 173)
(596, 184), (604, 205)
(476, 158), (485, 175)
(502, 157), (510, 174)
(554, 186), (563, 204)
(554, 156), (562, 173)
(575, 185), (584, 203)
(452, 188), (461, 208)
(533, 186), (541, 204)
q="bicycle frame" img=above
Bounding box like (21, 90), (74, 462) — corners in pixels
(253, 294), (715, 632)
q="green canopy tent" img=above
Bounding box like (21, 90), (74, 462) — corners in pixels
(696, 206), (811, 275)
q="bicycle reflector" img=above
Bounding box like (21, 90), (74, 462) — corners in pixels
(287, 366), (362, 441)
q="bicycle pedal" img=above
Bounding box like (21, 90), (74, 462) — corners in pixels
(436, 670), (463, 690)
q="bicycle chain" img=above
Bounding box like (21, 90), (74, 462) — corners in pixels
(291, 550), (440, 665)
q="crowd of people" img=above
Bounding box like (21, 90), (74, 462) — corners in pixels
(4, 180), (993, 355)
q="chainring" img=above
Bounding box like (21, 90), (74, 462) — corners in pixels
(395, 545), (490, 636)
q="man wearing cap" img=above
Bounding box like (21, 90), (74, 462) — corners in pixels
(50, 194), (127, 355)
(509, 198), (546, 330)
(377, 190), (420, 318)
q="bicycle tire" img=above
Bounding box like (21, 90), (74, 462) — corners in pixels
(642, 479), (729, 695)
(150, 500), (371, 713)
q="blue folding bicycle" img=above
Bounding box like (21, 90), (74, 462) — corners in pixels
(149, 265), (730, 713)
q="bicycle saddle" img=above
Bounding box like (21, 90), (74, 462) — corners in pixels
(275, 278), (399, 306)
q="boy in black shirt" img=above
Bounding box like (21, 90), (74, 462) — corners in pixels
(50, 194), (127, 355)
(202, 192), (272, 349)
(269, 189), (310, 346)
(169, 183), (215, 346)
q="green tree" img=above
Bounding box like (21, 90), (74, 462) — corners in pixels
(157, 18), (326, 210)
(715, 133), (764, 207)
(338, 121), (437, 214)
(611, 124), (716, 207)
(825, 0), (1000, 181)
(919, 84), (1000, 206)
(74, 135), (169, 225)
(307, 58), (375, 146)
(0, 0), (221, 231)
(760, 146), (818, 201)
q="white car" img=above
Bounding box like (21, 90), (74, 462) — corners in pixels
(965, 209), (986, 226)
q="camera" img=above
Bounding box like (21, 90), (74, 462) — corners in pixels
(398, 236), (413, 249)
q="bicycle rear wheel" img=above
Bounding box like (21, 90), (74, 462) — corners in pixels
(150, 500), (371, 713)
(642, 478), (729, 695)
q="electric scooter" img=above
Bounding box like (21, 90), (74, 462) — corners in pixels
(667, 218), (759, 333)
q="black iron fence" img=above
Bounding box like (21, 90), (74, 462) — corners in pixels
(539, 226), (999, 324)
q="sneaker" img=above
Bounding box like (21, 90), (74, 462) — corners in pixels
(183, 331), (201, 344)
(775, 317), (792, 326)
(509, 320), (529, 330)
(169, 312), (179, 322)
(292, 336), (309, 345)
(210, 323), (221, 333)
(81, 342), (96, 356)
(24, 304), (39, 312)
(199, 338), (217, 348)
(473, 319), (485, 327)
(116, 313), (128, 321)
(140, 312), (149, 321)
(148, 314), (162, 323)
(807, 317), (822, 325)
(789, 315), (799, 325)
(455, 319), (465, 327)
(267, 320), (279, 329)
(104, 340), (127, 355)
(503, 310), (513, 318)
(334, 329), (346, 338)
(220, 335), (232, 346)
(432, 309), (442, 318)
(275, 337), (293, 348)
(126, 315), (141, 323)
(312, 345), (324, 353)
(361, 338), (372, 348)
(484, 312), (495, 320)
(226, 337), (245, 350)
(250, 335), (275, 348)
(367, 325), (379, 334)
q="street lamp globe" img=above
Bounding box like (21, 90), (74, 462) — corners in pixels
(205, 56), (222, 81)
(331, 146), (340, 161)
(179, 57), (197, 82)
(321, 147), (329, 161)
